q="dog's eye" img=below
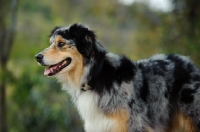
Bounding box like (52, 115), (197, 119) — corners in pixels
(58, 42), (65, 47)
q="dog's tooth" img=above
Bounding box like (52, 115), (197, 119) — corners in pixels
(50, 69), (53, 72)
(63, 60), (67, 65)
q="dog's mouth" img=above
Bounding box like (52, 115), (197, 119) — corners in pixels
(44, 58), (72, 76)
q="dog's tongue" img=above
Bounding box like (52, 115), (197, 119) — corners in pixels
(44, 68), (51, 76)
(44, 65), (58, 76)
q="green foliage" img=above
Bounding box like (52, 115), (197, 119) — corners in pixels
(8, 68), (83, 132)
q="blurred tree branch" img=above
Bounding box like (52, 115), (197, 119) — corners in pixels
(0, 0), (18, 132)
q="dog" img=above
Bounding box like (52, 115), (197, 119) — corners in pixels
(35, 23), (200, 132)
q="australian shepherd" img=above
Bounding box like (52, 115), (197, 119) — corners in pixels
(35, 23), (200, 132)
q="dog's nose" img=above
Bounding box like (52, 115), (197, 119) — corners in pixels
(35, 54), (43, 62)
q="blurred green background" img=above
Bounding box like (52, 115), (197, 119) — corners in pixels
(0, 0), (200, 132)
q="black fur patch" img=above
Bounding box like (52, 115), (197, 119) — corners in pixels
(55, 30), (72, 40)
(167, 54), (192, 103)
(197, 122), (200, 130)
(116, 57), (136, 84)
(180, 88), (195, 104)
(195, 83), (200, 90)
(94, 58), (116, 94)
(94, 56), (136, 95)
(69, 24), (96, 59)
(193, 73), (200, 81)
(139, 76), (149, 103)
(139, 64), (149, 103)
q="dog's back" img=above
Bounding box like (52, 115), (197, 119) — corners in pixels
(134, 54), (200, 131)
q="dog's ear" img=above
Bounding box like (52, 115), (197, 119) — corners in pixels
(69, 24), (95, 58)
(49, 26), (61, 37)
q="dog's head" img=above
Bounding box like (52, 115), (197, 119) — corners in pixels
(35, 24), (106, 85)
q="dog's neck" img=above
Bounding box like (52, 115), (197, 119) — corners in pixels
(58, 52), (106, 95)
(81, 56), (105, 91)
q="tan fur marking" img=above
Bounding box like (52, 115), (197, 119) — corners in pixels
(166, 111), (198, 132)
(55, 35), (72, 49)
(67, 48), (84, 85)
(45, 46), (58, 55)
(56, 35), (65, 44)
(145, 127), (154, 132)
(107, 109), (129, 132)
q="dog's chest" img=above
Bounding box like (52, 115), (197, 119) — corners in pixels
(76, 91), (116, 132)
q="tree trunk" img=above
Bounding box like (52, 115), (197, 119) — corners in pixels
(0, 0), (18, 132)
(0, 64), (6, 132)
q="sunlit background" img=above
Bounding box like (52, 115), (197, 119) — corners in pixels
(0, 0), (200, 132)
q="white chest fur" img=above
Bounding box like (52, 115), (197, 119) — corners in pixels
(76, 91), (116, 132)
